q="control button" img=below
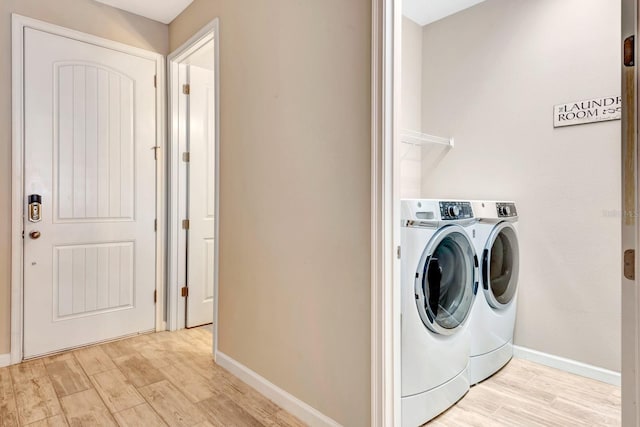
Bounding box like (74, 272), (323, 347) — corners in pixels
(447, 205), (460, 217)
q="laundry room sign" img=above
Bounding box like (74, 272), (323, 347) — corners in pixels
(553, 95), (621, 128)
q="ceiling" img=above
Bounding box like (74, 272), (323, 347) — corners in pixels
(403, 0), (486, 26)
(94, 0), (194, 24)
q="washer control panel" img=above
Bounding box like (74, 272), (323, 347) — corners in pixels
(440, 201), (473, 220)
(496, 202), (517, 218)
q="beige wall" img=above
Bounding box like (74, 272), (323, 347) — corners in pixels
(0, 0), (168, 355)
(170, 1), (372, 425)
(400, 17), (423, 199)
(418, 0), (621, 371)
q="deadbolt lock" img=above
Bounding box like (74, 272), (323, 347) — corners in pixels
(29, 230), (41, 240)
(28, 194), (42, 223)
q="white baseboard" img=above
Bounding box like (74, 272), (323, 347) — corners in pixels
(513, 345), (620, 386)
(215, 351), (341, 427)
(0, 354), (11, 368)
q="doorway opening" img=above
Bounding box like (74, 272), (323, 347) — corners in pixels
(167, 20), (220, 352)
(372, 0), (625, 425)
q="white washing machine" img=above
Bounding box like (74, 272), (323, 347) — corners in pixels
(401, 199), (478, 426)
(468, 200), (520, 385)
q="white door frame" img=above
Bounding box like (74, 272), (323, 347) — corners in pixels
(371, 0), (401, 425)
(375, 1), (633, 426)
(10, 14), (167, 364)
(166, 19), (220, 353)
(622, 0), (638, 425)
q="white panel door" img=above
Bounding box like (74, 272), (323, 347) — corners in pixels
(186, 65), (216, 327)
(23, 28), (157, 358)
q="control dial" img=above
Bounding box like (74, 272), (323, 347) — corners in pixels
(499, 205), (511, 216)
(447, 205), (460, 217)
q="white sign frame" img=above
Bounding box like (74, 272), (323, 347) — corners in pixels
(554, 95), (621, 128)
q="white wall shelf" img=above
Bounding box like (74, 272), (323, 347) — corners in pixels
(400, 129), (454, 148)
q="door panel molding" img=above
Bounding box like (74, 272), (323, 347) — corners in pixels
(11, 14), (166, 364)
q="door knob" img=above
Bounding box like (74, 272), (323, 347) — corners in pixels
(29, 231), (41, 239)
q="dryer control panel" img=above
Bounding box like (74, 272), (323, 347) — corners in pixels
(496, 202), (517, 218)
(440, 201), (474, 220)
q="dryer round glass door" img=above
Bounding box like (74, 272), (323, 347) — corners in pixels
(482, 221), (519, 309)
(415, 225), (476, 336)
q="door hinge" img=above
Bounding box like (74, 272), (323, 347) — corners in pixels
(154, 75), (157, 88)
(181, 286), (189, 297)
(624, 36), (635, 67)
(154, 219), (157, 231)
(182, 219), (190, 230)
(182, 152), (190, 162)
(397, 246), (401, 259)
(624, 249), (635, 280)
(152, 146), (160, 160)
(183, 84), (190, 95)
(154, 290), (157, 303)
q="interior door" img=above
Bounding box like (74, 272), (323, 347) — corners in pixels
(186, 64), (216, 327)
(23, 27), (158, 358)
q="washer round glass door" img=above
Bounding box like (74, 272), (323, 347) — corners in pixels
(482, 221), (519, 309)
(415, 225), (476, 335)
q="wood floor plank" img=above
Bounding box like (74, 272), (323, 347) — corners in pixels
(179, 328), (213, 348)
(139, 380), (207, 427)
(24, 414), (69, 426)
(271, 409), (307, 427)
(453, 385), (502, 414)
(550, 396), (620, 426)
(429, 405), (510, 427)
(13, 376), (62, 425)
(45, 358), (92, 397)
(145, 333), (196, 355)
(233, 387), (281, 423)
(112, 355), (164, 388)
(11, 360), (48, 384)
(101, 339), (141, 360)
(59, 388), (116, 426)
(196, 395), (263, 427)
(135, 347), (174, 370)
(112, 403), (167, 426)
(41, 353), (75, 366)
(0, 368), (19, 427)
(73, 346), (117, 376)
(526, 371), (620, 408)
(90, 368), (145, 413)
(186, 356), (225, 382)
(161, 363), (215, 403)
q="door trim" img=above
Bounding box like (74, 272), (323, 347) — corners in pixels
(622, 0), (639, 424)
(10, 14), (167, 364)
(166, 19), (220, 355)
(371, 0), (401, 425)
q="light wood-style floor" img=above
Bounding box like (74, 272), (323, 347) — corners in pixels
(428, 358), (621, 426)
(0, 326), (621, 427)
(0, 327), (304, 426)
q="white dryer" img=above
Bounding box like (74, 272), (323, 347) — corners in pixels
(401, 199), (478, 426)
(468, 201), (520, 385)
